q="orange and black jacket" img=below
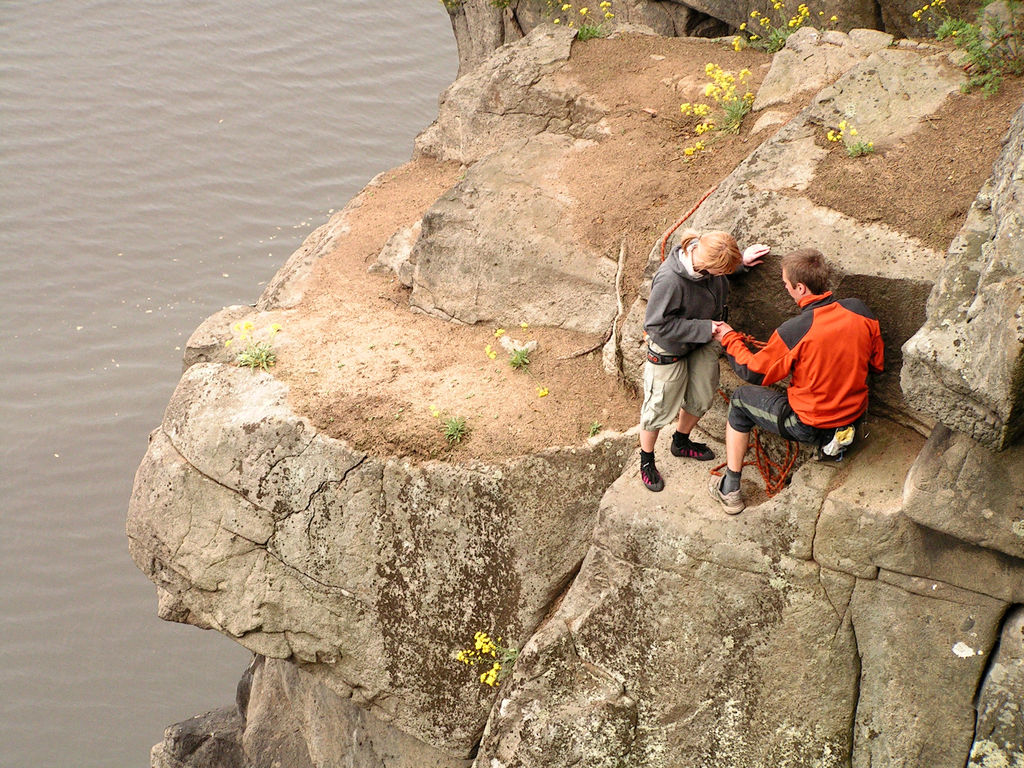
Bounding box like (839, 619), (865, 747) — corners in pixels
(721, 291), (885, 429)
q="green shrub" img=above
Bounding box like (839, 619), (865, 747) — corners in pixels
(915, 0), (1024, 95)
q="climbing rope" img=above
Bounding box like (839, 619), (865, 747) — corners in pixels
(711, 332), (800, 498)
(659, 186), (718, 262)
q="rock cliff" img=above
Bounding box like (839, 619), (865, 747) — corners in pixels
(133, 13), (1024, 768)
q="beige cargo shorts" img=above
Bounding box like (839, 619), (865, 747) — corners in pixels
(640, 339), (720, 431)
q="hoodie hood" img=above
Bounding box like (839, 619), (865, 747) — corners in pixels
(669, 241), (707, 282)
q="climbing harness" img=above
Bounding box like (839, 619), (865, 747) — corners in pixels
(646, 346), (683, 365)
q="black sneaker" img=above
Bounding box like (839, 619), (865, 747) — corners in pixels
(671, 439), (715, 461)
(640, 462), (664, 492)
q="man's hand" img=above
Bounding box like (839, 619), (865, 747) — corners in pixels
(712, 321), (734, 342)
(742, 244), (770, 268)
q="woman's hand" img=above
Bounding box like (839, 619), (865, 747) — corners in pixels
(712, 321), (734, 342)
(742, 244), (770, 267)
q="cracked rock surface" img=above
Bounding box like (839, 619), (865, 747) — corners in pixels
(902, 103), (1024, 450)
(128, 362), (634, 756)
(476, 420), (1022, 767)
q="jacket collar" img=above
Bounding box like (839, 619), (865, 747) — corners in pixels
(798, 291), (835, 311)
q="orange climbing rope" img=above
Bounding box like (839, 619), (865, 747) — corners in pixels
(660, 186), (718, 262)
(711, 332), (800, 498)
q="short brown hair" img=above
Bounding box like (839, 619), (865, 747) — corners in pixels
(680, 229), (741, 274)
(781, 247), (830, 294)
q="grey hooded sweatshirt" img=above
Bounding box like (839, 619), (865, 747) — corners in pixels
(643, 243), (730, 356)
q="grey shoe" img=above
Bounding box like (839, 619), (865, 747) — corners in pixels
(641, 462), (665, 492)
(707, 474), (745, 515)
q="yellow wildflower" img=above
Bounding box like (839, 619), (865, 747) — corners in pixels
(494, 328), (506, 337)
(537, 387), (549, 397)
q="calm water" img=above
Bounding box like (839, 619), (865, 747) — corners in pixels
(0, 2), (456, 765)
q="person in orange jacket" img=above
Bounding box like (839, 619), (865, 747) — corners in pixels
(708, 247), (884, 514)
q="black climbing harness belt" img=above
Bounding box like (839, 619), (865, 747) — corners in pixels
(646, 346), (683, 365)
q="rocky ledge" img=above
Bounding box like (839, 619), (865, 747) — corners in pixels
(132, 15), (1024, 768)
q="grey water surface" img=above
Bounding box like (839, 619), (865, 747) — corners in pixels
(0, 2), (456, 765)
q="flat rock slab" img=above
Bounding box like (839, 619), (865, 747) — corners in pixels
(410, 133), (619, 334)
(850, 572), (1006, 768)
(415, 25), (605, 166)
(814, 419), (1024, 602)
(902, 425), (1024, 562)
(753, 26), (894, 112)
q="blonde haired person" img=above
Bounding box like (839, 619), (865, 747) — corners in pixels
(639, 229), (768, 492)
